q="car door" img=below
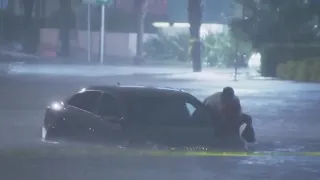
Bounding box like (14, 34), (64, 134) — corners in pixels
(181, 100), (215, 146)
(156, 97), (214, 147)
(64, 90), (102, 136)
(95, 93), (124, 141)
(146, 98), (192, 146)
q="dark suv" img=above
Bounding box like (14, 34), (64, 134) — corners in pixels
(43, 85), (216, 147)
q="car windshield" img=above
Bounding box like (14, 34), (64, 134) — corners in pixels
(124, 94), (192, 125)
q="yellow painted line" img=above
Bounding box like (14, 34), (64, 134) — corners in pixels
(1, 147), (320, 157)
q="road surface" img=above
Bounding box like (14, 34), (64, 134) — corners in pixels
(0, 68), (320, 180)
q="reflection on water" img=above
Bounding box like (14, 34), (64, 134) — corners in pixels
(36, 137), (320, 180)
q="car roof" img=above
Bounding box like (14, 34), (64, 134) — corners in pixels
(84, 85), (188, 97)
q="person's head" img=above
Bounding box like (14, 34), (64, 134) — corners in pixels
(221, 87), (235, 104)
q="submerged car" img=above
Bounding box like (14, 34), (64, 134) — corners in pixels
(43, 85), (241, 147)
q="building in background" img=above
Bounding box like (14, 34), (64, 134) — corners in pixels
(2, 0), (244, 59)
(115, 0), (167, 15)
(8, 0), (241, 24)
(166, 0), (238, 24)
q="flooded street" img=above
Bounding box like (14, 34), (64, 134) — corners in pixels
(0, 68), (320, 180)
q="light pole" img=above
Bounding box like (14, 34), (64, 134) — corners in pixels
(82, 0), (113, 64)
(100, 3), (105, 64)
(87, 4), (91, 63)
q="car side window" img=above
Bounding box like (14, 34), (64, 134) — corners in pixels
(185, 102), (196, 116)
(97, 93), (120, 117)
(185, 99), (213, 127)
(68, 91), (102, 113)
(151, 99), (190, 126)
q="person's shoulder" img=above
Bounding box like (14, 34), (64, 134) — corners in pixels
(235, 95), (240, 101)
(212, 92), (223, 97)
(204, 91), (221, 97)
(206, 92), (222, 100)
(204, 92), (222, 102)
(204, 92), (222, 105)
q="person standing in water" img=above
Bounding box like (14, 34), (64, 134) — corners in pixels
(204, 87), (255, 148)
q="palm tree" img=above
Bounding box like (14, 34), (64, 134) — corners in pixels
(133, 0), (147, 65)
(58, 0), (72, 57)
(7, 0), (14, 12)
(188, 0), (203, 72)
(21, 0), (35, 53)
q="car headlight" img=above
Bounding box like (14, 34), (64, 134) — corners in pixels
(50, 102), (64, 111)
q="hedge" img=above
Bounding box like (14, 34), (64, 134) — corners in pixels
(143, 31), (251, 67)
(276, 58), (320, 81)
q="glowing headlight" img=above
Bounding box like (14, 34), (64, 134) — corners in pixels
(79, 88), (86, 93)
(50, 102), (63, 111)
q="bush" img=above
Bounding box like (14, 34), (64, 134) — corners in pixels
(203, 31), (234, 67)
(276, 58), (320, 82)
(276, 61), (297, 80)
(143, 30), (251, 67)
(143, 32), (189, 61)
(309, 60), (320, 81)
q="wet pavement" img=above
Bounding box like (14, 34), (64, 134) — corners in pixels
(0, 68), (320, 180)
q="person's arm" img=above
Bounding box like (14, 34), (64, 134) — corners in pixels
(243, 114), (253, 126)
(235, 97), (254, 126)
(234, 97), (242, 116)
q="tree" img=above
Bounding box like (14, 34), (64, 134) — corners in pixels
(133, 0), (148, 65)
(229, 0), (320, 76)
(58, 0), (73, 57)
(230, 0), (317, 49)
(308, 0), (320, 36)
(203, 31), (251, 67)
(21, 0), (35, 53)
(188, 0), (203, 72)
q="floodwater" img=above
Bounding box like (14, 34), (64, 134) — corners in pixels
(0, 66), (320, 180)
